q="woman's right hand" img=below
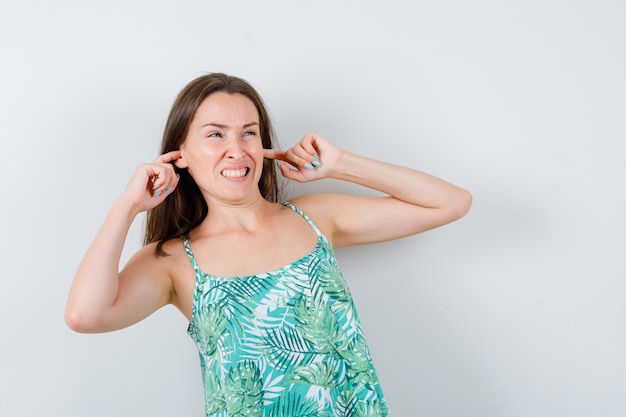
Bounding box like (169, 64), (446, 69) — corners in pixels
(119, 150), (181, 213)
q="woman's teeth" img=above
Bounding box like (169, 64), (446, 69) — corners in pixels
(221, 168), (248, 178)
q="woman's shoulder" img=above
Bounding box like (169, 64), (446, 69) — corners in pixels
(126, 238), (188, 274)
(287, 193), (347, 241)
(288, 193), (330, 216)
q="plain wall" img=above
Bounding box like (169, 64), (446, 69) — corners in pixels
(1, 0), (625, 416)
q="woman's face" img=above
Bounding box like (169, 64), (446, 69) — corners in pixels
(176, 92), (264, 206)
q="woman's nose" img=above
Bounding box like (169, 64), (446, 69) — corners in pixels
(225, 138), (244, 158)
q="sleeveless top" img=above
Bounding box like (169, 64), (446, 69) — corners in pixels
(184, 202), (390, 417)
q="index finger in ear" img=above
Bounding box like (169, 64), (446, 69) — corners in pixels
(263, 148), (285, 161)
(154, 150), (182, 164)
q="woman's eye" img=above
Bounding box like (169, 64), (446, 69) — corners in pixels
(243, 131), (256, 136)
(208, 132), (222, 138)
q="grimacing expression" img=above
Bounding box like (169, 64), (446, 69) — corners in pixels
(175, 92), (264, 205)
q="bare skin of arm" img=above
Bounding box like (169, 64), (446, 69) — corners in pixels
(265, 132), (472, 248)
(65, 151), (181, 333)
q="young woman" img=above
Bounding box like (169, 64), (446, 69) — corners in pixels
(65, 73), (472, 416)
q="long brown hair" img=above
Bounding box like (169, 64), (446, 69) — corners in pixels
(144, 73), (281, 255)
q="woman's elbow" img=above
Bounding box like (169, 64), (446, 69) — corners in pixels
(443, 188), (472, 223)
(65, 308), (89, 333)
(64, 306), (104, 334)
(455, 188), (473, 219)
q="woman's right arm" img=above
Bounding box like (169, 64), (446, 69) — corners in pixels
(64, 151), (180, 333)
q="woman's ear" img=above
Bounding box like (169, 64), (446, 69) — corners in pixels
(174, 150), (188, 168)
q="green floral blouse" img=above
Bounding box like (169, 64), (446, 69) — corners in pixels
(185, 202), (389, 417)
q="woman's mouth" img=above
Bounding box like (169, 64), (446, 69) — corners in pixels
(221, 168), (249, 178)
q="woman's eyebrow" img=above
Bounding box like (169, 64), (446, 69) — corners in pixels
(201, 121), (259, 128)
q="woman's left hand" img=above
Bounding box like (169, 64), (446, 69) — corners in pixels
(263, 131), (343, 183)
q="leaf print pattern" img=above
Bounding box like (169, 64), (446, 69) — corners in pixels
(185, 202), (389, 417)
(286, 360), (339, 388)
(193, 304), (227, 356)
(203, 371), (227, 415)
(225, 360), (264, 416)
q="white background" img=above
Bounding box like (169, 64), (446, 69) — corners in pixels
(1, 1), (625, 416)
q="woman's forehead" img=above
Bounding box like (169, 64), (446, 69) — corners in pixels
(193, 92), (259, 127)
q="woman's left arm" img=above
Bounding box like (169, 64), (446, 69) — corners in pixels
(265, 132), (472, 248)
